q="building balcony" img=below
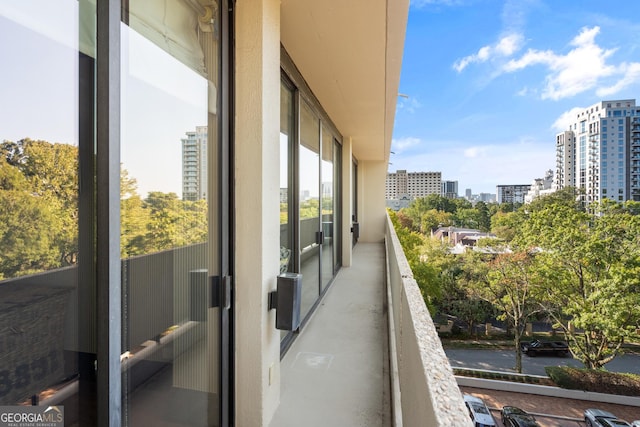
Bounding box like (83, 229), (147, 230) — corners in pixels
(270, 214), (470, 427)
(0, 216), (468, 426)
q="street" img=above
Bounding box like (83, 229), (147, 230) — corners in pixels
(445, 348), (640, 376)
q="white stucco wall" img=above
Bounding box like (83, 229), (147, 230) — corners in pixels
(358, 160), (387, 243)
(235, 0), (282, 425)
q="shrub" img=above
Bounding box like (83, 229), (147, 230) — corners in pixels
(545, 366), (640, 396)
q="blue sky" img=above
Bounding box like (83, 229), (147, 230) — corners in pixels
(392, 0), (640, 194)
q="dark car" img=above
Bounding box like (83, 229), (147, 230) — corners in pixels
(520, 339), (569, 357)
(501, 406), (541, 427)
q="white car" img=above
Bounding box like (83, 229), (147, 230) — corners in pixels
(463, 394), (496, 427)
(584, 408), (631, 427)
(631, 421), (640, 427)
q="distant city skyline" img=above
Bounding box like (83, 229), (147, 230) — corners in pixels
(392, 0), (640, 194)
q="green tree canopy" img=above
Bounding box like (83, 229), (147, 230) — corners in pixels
(516, 202), (640, 369)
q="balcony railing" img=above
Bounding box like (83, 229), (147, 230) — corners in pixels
(385, 213), (471, 427)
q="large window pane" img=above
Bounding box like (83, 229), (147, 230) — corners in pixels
(0, 2), (88, 424)
(120, 1), (221, 424)
(280, 82), (294, 274)
(321, 125), (333, 291)
(299, 100), (320, 319)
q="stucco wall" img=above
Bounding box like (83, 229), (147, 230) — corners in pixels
(385, 214), (472, 427)
(359, 160), (387, 243)
(235, 0), (282, 425)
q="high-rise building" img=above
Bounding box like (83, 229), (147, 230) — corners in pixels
(182, 126), (208, 201)
(385, 169), (441, 199)
(465, 188), (472, 200)
(441, 180), (458, 199)
(555, 99), (640, 203)
(496, 184), (531, 204)
(555, 131), (575, 191)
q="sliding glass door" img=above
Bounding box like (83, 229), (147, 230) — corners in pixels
(320, 125), (334, 291)
(120, 1), (228, 425)
(299, 100), (321, 320)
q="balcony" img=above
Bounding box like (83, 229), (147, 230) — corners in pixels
(0, 216), (469, 426)
(270, 214), (470, 427)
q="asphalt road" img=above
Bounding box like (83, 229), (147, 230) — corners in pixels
(445, 348), (640, 376)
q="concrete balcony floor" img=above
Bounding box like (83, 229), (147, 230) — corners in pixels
(269, 243), (391, 427)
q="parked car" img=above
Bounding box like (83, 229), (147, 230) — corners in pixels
(463, 394), (496, 427)
(520, 339), (569, 357)
(501, 406), (540, 427)
(631, 421), (640, 427)
(584, 408), (631, 427)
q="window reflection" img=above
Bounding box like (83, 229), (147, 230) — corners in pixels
(280, 82), (294, 274)
(120, 0), (220, 424)
(299, 100), (320, 319)
(0, 1), (83, 420)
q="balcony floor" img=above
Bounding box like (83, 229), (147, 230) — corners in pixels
(269, 242), (391, 427)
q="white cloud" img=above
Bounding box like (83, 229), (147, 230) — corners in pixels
(551, 107), (583, 132)
(391, 137), (422, 153)
(596, 62), (640, 97)
(453, 33), (524, 72)
(499, 26), (640, 100)
(463, 146), (488, 158)
(396, 97), (422, 114)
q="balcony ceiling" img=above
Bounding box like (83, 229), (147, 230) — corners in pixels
(281, 0), (409, 163)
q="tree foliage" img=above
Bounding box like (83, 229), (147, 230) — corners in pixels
(462, 250), (543, 372)
(392, 188), (640, 371)
(515, 202), (640, 369)
(1, 139), (209, 279)
(0, 139), (78, 277)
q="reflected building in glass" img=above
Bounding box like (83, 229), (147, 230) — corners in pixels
(182, 126), (209, 201)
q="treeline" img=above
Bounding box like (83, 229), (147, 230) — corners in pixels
(0, 139), (207, 280)
(391, 189), (640, 371)
(395, 193), (521, 234)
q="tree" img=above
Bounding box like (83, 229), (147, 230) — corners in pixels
(516, 202), (640, 369)
(0, 190), (59, 278)
(454, 207), (480, 229)
(389, 210), (441, 312)
(525, 186), (584, 214)
(419, 209), (453, 234)
(0, 139), (78, 277)
(475, 201), (491, 231)
(461, 250), (542, 373)
(490, 211), (523, 242)
(12, 139), (79, 265)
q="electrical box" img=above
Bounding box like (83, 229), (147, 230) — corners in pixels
(275, 273), (302, 331)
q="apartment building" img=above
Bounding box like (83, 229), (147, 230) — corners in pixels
(524, 169), (555, 204)
(385, 169), (442, 199)
(555, 99), (640, 203)
(442, 180), (458, 199)
(496, 184), (531, 204)
(555, 131), (575, 191)
(0, 2), (470, 426)
(182, 126), (208, 201)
